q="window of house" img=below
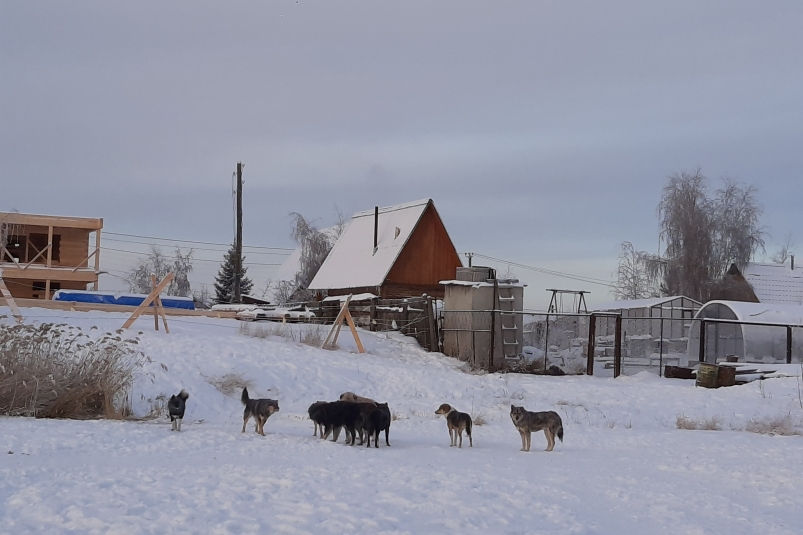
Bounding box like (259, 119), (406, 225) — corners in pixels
(3, 235), (27, 262)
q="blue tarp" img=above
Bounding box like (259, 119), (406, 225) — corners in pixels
(53, 290), (195, 310)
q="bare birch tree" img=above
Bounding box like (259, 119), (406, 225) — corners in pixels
(613, 242), (658, 299)
(619, 169), (765, 302)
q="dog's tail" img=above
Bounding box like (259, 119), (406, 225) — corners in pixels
(556, 422), (564, 442)
(466, 418), (473, 437)
(177, 389), (189, 401)
(241, 387), (250, 405)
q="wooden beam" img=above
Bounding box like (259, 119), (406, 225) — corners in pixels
(321, 294), (365, 353)
(21, 243), (51, 270)
(121, 273), (174, 330)
(0, 212), (103, 230)
(0, 267), (98, 282)
(343, 306), (365, 353)
(71, 248), (98, 272)
(322, 295), (351, 349)
(93, 228), (101, 290)
(0, 270), (24, 323)
(0, 245), (23, 268)
(151, 274), (170, 334)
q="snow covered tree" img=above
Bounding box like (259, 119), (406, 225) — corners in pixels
(125, 247), (194, 296)
(613, 242), (658, 300)
(214, 243), (253, 304)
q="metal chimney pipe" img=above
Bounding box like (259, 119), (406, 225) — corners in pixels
(373, 206), (379, 252)
(792, 254), (795, 271)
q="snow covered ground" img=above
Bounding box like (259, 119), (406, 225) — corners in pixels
(2, 306), (803, 534)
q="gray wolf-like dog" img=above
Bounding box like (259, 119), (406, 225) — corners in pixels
(168, 389), (189, 431)
(435, 403), (472, 448)
(509, 405), (564, 452)
(339, 392), (377, 405)
(241, 387), (279, 436)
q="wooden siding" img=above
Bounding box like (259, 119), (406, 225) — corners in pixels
(383, 203), (462, 298)
(2, 279), (88, 299)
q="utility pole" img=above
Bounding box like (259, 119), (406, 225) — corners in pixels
(234, 162), (243, 303)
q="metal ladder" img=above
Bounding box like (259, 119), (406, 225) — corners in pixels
(497, 285), (520, 361)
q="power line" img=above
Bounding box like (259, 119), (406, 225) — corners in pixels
(469, 253), (616, 288)
(96, 236), (290, 255)
(102, 231), (294, 251)
(99, 246), (281, 266)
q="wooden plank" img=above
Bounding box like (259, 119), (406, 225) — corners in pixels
(121, 273), (174, 329)
(0, 212), (103, 230)
(343, 306), (365, 353)
(322, 295), (351, 349)
(71, 248), (98, 272)
(21, 243), (51, 270)
(0, 271), (24, 324)
(0, 295), (235, 318)
(151, 274), (170, 333)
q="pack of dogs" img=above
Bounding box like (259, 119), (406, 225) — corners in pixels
(167, 388), (565, 453)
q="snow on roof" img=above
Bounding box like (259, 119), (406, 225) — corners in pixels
(696, 300), (803, 326)
(742, 262), (803, 305)
(308, 199), (431, 291)
(593, 296), (700, 311)
(322, 293), (378, 302)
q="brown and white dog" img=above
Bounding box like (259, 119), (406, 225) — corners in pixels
(435, 403), (473, 448)
(241, 387), (279, 436)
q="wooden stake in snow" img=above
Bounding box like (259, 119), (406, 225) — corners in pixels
(150, 274), (170, 334)
(121, 273), (174, 331)
(322, 294), (365, 353)
(0, 269), (24, 324)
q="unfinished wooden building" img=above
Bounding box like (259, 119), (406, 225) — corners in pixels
(0, 212), (103, 299)
(308, 199), (462, 299)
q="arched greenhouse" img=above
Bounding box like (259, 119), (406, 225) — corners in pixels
(688, 301), (803, 364)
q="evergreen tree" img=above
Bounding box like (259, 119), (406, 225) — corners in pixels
(214, 244), (253, 304)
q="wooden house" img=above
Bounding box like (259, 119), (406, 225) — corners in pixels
(0, 212), (103, 300)
(715, 259), (802, 305)
(308, 199), (462, 299)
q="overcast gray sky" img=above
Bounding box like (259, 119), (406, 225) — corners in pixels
(2, 1), (801, 309)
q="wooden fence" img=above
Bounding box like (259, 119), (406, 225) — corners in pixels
(309, 296), (439, 352)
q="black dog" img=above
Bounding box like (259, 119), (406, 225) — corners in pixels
(316, 401), (362, 445)
(308, 401), (327, 437)
(362, 402), (391, 448)
(168, 389), (189, 431)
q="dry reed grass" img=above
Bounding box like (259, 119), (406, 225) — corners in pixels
(0, 320), (149, 419)
(206, 372), (255, 396)
(239, 322), (325, 348)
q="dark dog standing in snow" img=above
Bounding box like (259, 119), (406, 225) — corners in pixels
(362, 402), (391, 448)
(241, 387), (280, 436)
(168, 390), (189, 431)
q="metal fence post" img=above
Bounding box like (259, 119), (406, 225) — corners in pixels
(659, 317), (664, 377)
(586, 313), (596, 376)
(787, 326), (793, 364)
(613, 314), (622, 378)
(698, 319), (706, 364)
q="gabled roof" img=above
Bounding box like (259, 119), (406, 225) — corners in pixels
(308, 199), (431, 291)
(742, 262), (803, 305)
(593, 296), (701, 312)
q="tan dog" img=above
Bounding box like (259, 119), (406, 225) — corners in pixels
(435, 403), (473, 448)
(339, 392), (377, 405)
